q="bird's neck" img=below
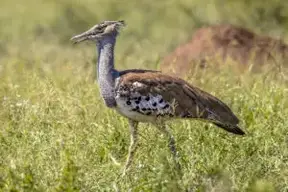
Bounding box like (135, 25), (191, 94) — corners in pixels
(96, 37), (119, 108)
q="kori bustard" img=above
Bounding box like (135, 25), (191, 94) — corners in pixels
(70, 20), (245, 176)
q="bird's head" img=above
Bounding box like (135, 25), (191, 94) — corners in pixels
(70, 20), (125, 44)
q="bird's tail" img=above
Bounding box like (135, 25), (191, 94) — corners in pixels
(213, 122), (245, 135)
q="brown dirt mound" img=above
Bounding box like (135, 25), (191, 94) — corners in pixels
(160, 24), (288, 76)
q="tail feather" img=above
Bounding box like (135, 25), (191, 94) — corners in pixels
(213, 122), (245, 135)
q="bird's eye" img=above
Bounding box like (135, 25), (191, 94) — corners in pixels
(94, 25), (106, 34)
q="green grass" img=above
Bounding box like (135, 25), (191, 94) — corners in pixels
(0, 0), (288, 191)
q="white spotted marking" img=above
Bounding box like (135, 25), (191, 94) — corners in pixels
(115, 92), (174, 122)
(132, 81), (144, 88)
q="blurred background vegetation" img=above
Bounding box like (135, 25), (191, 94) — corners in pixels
(1, 0), (288, 69)
(0, 0), (288, 191)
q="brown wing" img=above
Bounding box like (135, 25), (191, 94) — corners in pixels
(117, 71), (244, 135)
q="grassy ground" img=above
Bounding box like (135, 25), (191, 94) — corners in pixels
(0, 0), (288, 191)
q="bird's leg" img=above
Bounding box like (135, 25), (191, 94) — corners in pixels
(157, 124), (182, 174)
(122, 119), (139, 176)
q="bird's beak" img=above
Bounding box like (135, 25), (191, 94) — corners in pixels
(70, 33), (88, 44)
(70, 28), (98, 44)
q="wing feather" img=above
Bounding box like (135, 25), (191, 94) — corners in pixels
(116, 71), (244, 134)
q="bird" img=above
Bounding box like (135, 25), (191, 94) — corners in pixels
(70, 20), (245, 176)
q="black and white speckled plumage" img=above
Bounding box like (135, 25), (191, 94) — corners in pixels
(115, 89), (174, 122)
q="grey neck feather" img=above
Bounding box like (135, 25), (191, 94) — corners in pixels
(96, 36), (119, 108)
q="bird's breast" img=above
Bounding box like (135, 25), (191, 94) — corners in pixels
(114, 91), (175, 122)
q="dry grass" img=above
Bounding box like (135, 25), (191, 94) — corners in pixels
(0, 0), (288, 191)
